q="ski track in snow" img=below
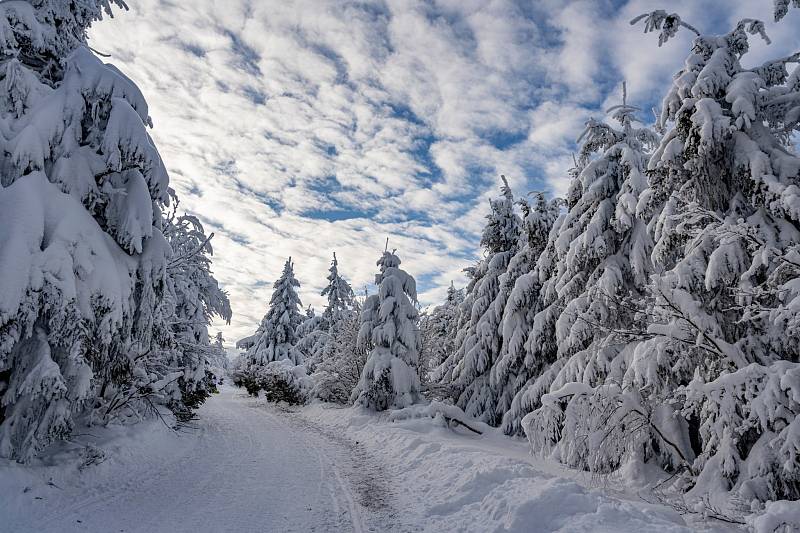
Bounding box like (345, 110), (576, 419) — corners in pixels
(9, 386), (399, 533)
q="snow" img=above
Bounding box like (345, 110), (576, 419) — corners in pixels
(0, 386), (387, 533)
(303, 401), (698, 532)
(0, 171), (134, 324)
(0, 387), (713, 532)
(746, 500), (800, 533)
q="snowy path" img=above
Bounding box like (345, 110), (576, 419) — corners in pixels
(1, 387), (708, 532)
(5, 387), (397, 533)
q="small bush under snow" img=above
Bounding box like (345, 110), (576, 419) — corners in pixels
(245, 361), (312, 405)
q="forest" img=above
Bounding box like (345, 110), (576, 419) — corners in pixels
(1, 1), (800, 531)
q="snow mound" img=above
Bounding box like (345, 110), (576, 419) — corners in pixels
(403, 436), (689, 532)
(455, 475), (689, 533)
(746, 500), (800, 533)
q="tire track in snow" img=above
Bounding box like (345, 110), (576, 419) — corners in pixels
(243, 397), (370, 532)
(270, 403), (405, 532)
(308, 437), (366, 533)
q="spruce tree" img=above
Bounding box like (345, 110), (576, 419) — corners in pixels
(311, 296), (367, 404)
(160, 200), (231, 412)
(501, 86), (657, 446)
(246, 258), (304, 366)
(207, 332), (229, 372)
(321, 252), (355, 331)
(612, 11), (800, 500)
(0, 1), (203, 460)
(448, 177), (521, 424)
(352, 250), (422, 410)
(518, 87), (661, 471)
(420, 282), (464, 377)
(430, 264), (482, 387)
(515, 8), (800, 505)
(490, 193), (562, 429)
(294, 252), (356, 370)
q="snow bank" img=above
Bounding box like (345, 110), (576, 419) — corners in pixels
(302, 404), (692, 532)
(746, 500), (800, 533)
(0, 416), (183, 531)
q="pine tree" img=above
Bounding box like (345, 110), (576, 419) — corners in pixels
(448, 177), (522, 424)
(490, 193), (562, 429)
(246, 258), (304, 367)
(321, 252), (355, 331)
(0, 1), (190, 460)
(503, 86), (658, 447)
(294, 252), (356, 370)
(419, 282), (464, 380)
(430, 264), (482, 388)
(774, 0), (799, 21)
(159, 196), (232, 415)
(512, 8), (800, 507)
(606, 11), (800, 500)
(517, 86), (662, 473)
(207, 332), (229, 372)
(352, 250), (422, 410)
(292, 314), (327, 372)
(311, 296), (367, 404)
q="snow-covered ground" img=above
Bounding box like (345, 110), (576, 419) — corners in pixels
(0, 386), (392, 532)
(302, 404), (709, 533)
(0, 387), (732, 532)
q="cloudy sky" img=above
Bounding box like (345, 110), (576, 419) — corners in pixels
(88, 0), (799, 346)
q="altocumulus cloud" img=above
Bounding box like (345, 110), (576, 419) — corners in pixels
(88, 0), (800, 345)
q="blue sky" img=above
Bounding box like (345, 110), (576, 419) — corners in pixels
(88, 0), (800, 346)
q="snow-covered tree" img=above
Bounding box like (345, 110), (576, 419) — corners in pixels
(507, 87), (658, 445)
(351, 250), (422, 410)
(292, 313), (328, 372)
(430, 264), (481, 388)
(157, 196), (231, 414)
(0, 0), (201, 460)
(229, 352), (248, 389)
(293, 252), (356, 371)
(514, 9), (800, 509)
(246, 258), (304, 366)
(419, 282), (464, 382)
(207, 332), (229, 373)
(235, 334), (258, 352)
(773, 0), (799, 22)
(311, 296), (367, 404)
(490, 193), (562, 428)
(496, 211), (567, 436)
(611, 11), (800, 501)
(213, 332), (225, 351)
(321, 252), (355, 330)
(447, 177), (522, 424)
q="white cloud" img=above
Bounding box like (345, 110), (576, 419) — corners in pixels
(88, 0), (798, 346)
